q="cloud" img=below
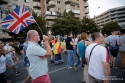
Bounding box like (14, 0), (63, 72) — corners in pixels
(113, 2), (121, 7)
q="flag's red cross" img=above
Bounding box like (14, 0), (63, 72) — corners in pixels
(9, 11), (30, 32)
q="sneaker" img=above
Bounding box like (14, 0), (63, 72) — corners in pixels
(50, 60), (54, 63)
(74, 66), (77, 71)
(122, 68), (125, 71)
(15, 71), (21, 75)
(67, 66), (72, 69)
(112, 66), (117, 69)
(4, 76), (7, 78)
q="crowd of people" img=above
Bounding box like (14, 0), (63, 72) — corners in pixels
(0, 29), (125, 83)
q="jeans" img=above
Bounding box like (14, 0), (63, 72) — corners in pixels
(75, 58), (84, 68)
(73, 46), (76, 56)
(67, 50), (74, 67)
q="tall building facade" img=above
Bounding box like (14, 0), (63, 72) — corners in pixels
(95, 6), (125, 29)
(44, 0), (89, 28)
(0, 0), (89, 38)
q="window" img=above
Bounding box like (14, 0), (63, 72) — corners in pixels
(13, 4), (18, 9)
(57, 1), (60, 4)
(24, 0), (29, 2)
(13, 4), (16, 9)
(58, 8), (60, 11)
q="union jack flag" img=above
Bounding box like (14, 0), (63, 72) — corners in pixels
(0, 4), (36, 34)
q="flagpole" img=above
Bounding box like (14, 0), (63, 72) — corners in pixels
(35, 22), (43, 35)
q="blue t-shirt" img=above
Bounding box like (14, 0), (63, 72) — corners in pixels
(77, 41), (86, 58)
(23, 42), (30, 67)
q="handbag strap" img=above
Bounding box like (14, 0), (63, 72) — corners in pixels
(89, 44), (99, 62)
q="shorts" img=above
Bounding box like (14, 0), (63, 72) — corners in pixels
(6, 57), (15, 67)
(110, 49), (118, 57)
(32, 73), (51, 83)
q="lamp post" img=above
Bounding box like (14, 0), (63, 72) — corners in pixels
(94, 6), (100, 23)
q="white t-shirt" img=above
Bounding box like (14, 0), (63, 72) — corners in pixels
(26, 41), (47, 79)
(85, 43), (110, 80)
(4, 44), (12, 58)
(72, 38), (78, 45)
(0, 55), (6, 74)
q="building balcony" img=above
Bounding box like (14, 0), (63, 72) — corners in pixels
(33, 10), (41, 13)
(0, 0), (8, 5)
(44, 11), (57, 16)
(75, 14), (80, 18)
(65, 0), (79, 5)
(46, 21), (54, 27)
(66, 9), (80, 14)
(84, 2), (89, 7)
(49, 7), (55, 11)
(86, 15), (90, 18)
(71, 6), (79, 10)
(45, 16), (56, 20)
(66, 4), (71, 9)
(48, 0), (55, 9)
(85, 9), (89, 14)
(33, 2), (41, 9)
(33, 0), (40, 2)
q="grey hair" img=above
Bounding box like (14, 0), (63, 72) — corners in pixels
(92, 32), (101, 41)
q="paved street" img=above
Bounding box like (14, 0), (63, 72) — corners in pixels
(5, 52), (125, 83)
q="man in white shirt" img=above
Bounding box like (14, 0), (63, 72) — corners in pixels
(85, 32), (110, 83)
(26, 30), (52, 83)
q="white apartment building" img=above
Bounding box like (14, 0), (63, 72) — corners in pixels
(95, 6), (125, 29)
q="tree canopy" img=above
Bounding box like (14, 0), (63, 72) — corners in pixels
(102, 21), (121, 35)
(51, 10), (82, 36)
(81, 17), (99, 33)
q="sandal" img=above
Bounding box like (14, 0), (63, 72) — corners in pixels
(112, 66), (117, 69)
(6, 80), (11, 83)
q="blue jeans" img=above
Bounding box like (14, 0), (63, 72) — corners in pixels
(75, 58), (84, 68)
(73, 46), (76, 56)
(67, 50), (75, 67)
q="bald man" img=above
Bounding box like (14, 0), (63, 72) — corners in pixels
(26, 30), (52, 83)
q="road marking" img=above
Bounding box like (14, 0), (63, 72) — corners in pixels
(16, 66), (66, 83)
(49, 66), (66, 74)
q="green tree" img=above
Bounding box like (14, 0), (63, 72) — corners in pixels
(6, 11), (47, 39)
(82, 17), (99, 33)
(52, 10), (82, 36)
(102, 21), (121, 35)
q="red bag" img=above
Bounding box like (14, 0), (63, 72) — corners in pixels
(58, 44), (61, 53)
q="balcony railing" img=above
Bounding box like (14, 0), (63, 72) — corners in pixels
(84, 2), (89, 7)
(65, 0), (79, 5)
(66, 9), (80, 14)
(66, 4), (71, 9)
(33, 0), (40, 2)
(33, 2), (41, 9)
(49, 8), (55, 12)
(85, 9), (89, 14)
(48, 0), (55, 9)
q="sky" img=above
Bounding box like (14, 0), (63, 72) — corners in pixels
(88, 0), (125, 18)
